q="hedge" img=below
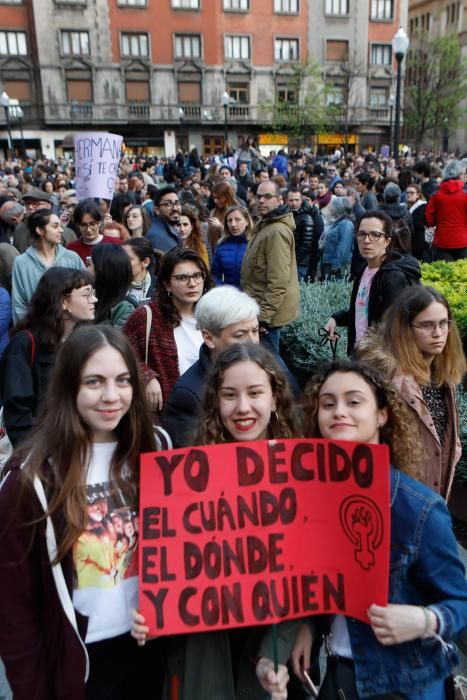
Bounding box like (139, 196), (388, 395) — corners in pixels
(421, 260), (467, 349)
(455, 385), (467, 485)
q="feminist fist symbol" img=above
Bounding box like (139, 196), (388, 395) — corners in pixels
(339, 496), (384, 571)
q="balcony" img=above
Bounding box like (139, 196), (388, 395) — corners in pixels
(128, 102), (150, 120)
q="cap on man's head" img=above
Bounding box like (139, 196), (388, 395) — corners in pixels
(22, 187), (53, 203)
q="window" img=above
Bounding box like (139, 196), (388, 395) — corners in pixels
(117, 0), (147, 6)
(223, 0), (249, 9)
(371, 44), (392, 65)
(3, 79), (31, 101)
(61, 31), (90, 56)
(121, 33), (149, 58)
(274, 38), (299, 61)
(225, 35), (250, 60)
(174, 34), (201, 59)
(228, 82), (249, 103)
(171, 0), (199, 7)
(67, 79), (92, 101)
(126, 80), (150, 101)
(276, 85), (298, 103)
(274, 0), (298, 12)
(179, 81), (201, 102)
(0, 0), (23, 4)
(325, 39), (349, 61)
(370, 0), (393, 20)
(326, 85), (344, 105)
(325, 0), (349, 15)
(370, 88), (388, 107)
(0, 31), (27, 55)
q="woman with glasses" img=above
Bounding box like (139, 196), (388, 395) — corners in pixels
(11, 209), (85, 323)
(357, 285), (465, 499)
(123, 248), (213, 413)
(68, 199), (122, 264)
(0, 267), (96, 448)
(324, 210), (421, 355)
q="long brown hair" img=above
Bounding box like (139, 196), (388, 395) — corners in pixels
(15, 325), (156, 562)
(302, 360), (422, 478)
(195, 343), (298, 445)
(156, 247), (213, 326)
(212, 181), (237, 220)
(180, 206), (208, 258)
(377, 286), (465, 386)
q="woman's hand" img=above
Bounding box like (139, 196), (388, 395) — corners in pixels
(131, 609), (150, 647)
(368, 603), (437, 645)
(290, 623), (313, 681)
(324, 317), (338, 340)
(207, 216), (222, 229)
(146, 378), (163, 412)
(256, 657), (289, 700)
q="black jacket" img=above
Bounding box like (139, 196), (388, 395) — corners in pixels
(380, 203), (414, 236)
(290, 201), (324, 275)
(162, 343), (212, 447)
(0, 330), (55, 446)
(333, 252), (421, 354)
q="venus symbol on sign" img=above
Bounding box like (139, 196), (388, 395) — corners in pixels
(339, 496), (384, 571)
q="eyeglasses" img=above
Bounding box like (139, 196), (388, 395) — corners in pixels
(257, 193), (278, 201)
(171, 271), (205, 285)
(411, 319), (453, 333)
(355, 230), (389, 242)
(159, 200), (181, 208)
(65, 288), (96, 299)
(79, 221), (100, 231)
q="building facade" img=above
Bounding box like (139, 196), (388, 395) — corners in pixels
(0, 0), (407, 158)
(408, 0), (466, 151)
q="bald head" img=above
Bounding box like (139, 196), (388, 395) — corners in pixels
(0, 200), (26, 224)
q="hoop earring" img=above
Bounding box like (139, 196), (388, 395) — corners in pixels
(166, 289), (172, 298)
(273, 411), (279, 421)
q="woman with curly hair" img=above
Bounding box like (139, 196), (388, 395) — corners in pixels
(132, 342), (299, 700)
(357, 285), (466, 500)
(0, 266), (95, 447)
(179, 206), (209, 267)
(258, 359), (467, 700)
(123, 247), (213, 412)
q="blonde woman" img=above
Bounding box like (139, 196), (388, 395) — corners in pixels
(211, 205), (252, 288)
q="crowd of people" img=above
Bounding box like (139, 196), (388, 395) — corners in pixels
(0, 141), (466, 700)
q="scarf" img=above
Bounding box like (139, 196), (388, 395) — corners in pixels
(316, 190), (332, 209)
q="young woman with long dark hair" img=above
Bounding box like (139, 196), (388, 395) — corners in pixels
(0, 325), (168, 699)
(123, 247), (213, 411)
(122, 238), (158, 304)
(0, 267), (96, 447)
(91, 244), (136, 329)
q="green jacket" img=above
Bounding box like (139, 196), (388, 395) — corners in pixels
(240, 206), (299, 327)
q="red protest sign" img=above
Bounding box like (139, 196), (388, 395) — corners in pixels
(139, 438), (390, 636)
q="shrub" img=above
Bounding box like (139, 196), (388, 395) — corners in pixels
(421, 260), (467, 349)
(281, 280), (351, 387)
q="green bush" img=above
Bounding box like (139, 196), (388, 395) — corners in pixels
(421, 260), (467, 348)
(455, 385), (467, 485)
(281, 280), (351, 386)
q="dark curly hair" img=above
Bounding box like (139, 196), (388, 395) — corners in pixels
(194, 343), (298, 445)
(156, 247), (213, 326)
(302, 359), (422, 478)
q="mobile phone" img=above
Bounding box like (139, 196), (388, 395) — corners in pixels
(85, 256), (92, 266)
(302, 670), (319, 698)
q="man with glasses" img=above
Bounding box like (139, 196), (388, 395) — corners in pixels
(146, 186), (182, 253)
(240, 180), (299, 355)
(325, 210), (420, 354)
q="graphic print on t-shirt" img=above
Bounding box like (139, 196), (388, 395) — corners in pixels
(73, 480), (139, 590)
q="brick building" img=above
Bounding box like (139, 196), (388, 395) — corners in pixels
(0, 0), (407, 158)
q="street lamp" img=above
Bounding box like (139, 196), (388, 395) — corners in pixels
(388, 93), (395, 156)
(391, 28), (410, 165)
(222, 91), (230, 148)
(0, 91), (13, 158)
(16, 105), (25, 157)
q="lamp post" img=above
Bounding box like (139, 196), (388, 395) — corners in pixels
(0, 91), (13, 158)
(442, 117), (449, 154)
(388, 93), (395, 156)
(222, 91), (230, 149)
(391, 28), (410, 165)
(16, 106), (25, 157)
(178, 107), (184, 153)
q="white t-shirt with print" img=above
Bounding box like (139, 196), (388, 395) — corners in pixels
(174, 314), (203, 375)
(72, 442), (138, 643)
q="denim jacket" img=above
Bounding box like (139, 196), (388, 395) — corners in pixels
(347, 467), (467, 697)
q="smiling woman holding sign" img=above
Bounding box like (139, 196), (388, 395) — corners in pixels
(258, 360), (467, 700)
(132, 342), (298, 700)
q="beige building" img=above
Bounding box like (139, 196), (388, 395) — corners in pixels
(408, 0), (467, 151)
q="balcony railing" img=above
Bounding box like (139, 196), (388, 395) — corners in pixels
(0, 101), (396, 127)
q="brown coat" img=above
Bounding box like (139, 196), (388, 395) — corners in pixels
(240, 206), (299, 327)
(392, 373), (461, 500)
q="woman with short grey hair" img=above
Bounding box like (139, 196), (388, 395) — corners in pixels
(320, 196), (354, 280)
